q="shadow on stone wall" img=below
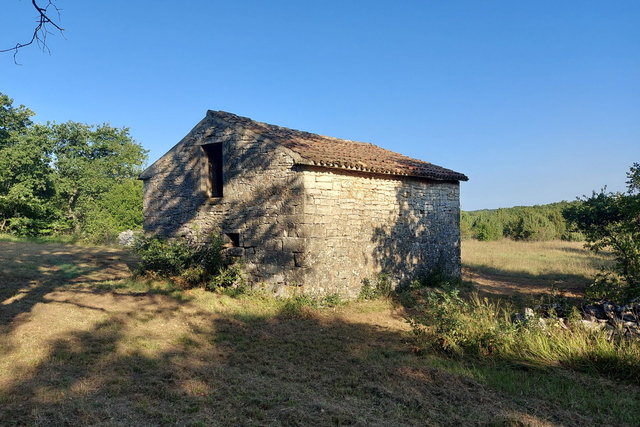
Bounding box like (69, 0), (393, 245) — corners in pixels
(370, 179), (461, 288)
(143, 124), (308, 287)
(142, 119), (461, 293)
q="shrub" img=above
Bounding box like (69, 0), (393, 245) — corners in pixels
(358, 273), (392, 300)
(409, 286), (515, 356)
(206, 261), (247, 293)
(133, 233), (242, 290)
(474, 219), (503, 241)
(134, 235), (194, 278)
(563, 167), (640, 302)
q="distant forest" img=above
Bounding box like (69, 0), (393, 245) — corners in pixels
(461, 201), (584, 242)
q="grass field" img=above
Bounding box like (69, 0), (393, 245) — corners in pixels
(1, 239), (639, 426)
(462, 239), (613, 303)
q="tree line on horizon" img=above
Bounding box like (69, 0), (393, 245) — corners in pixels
(1, 91), (637, 300)
(461, 201), (585, 242)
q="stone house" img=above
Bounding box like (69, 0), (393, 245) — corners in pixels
(139, 111), (468, 297)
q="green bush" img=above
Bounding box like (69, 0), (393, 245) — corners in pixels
(474, 219), (503, 241)
(134, 235), (194, 278)
(133, 233), (242, 290)
(6, 216), (54, 237)
(358, 273), (393, 300)
(206, 261), (247, 293)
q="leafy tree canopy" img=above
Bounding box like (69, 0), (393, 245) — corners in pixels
(0, 92), (148, 239)
(563, 164), (640, 302)
(0, 93), (35, 144)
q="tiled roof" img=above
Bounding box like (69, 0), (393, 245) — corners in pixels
(211, 111), (468, 182)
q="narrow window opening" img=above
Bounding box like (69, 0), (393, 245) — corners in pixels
(203, 143), (223, 197)
(224, 233), (240, 248)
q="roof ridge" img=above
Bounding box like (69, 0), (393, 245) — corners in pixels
(211, 110), (360, 143)
(208, 110), (468, 181)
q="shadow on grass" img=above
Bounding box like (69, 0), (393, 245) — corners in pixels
(2, 240), (639, 426)
(0, 241), (139, 329)
(557, 246), (615, 260)
(462, 263), (594, 306)
(2, 287), (640, 426)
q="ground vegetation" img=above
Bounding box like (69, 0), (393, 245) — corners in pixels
(1, 237), (639, 426)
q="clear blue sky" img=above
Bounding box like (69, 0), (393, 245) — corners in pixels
(2, 0), (638, 211)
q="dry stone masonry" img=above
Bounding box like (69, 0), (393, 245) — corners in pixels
(515, 301), (640, 340)
(139, 111), (468, 297)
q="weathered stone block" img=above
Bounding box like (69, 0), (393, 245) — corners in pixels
(295, 224), (326, 238)
(282, 237), (308, 253)
(294, 252), (312, 268)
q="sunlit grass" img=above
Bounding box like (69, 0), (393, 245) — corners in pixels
(462, 239), (613, 278)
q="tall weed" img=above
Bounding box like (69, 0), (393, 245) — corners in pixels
(409, 287), (515, 357)
(358, 273), (392, 300)
(408, 286), (640, 383)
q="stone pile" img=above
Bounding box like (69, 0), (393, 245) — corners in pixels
(581, 300), (640, 338)
(118, 229), (136, 246)
(515, 300), (640, 339)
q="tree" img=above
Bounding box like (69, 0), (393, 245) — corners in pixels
(0, 124), (57, 234)
(47, 121), (148, 233)
(1, 0), (65, 62)
(0, 95), (54, 234)
(0, 93), (34, 143)
(563, 165), (640, 302)
(0, 92), (148, 238)
(627, 162), (640, 194)
(81, 179), (145, 243)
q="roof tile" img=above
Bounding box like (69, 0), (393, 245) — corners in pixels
(211, 110), (468, 181)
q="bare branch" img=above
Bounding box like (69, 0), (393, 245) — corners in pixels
(1, 0), (65, 63)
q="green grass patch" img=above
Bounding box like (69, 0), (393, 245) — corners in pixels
(408, 285), (640, 385)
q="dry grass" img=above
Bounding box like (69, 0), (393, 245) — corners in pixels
(1, 240), (639, 426)
(462, 240), (611, 277)
(462, 239), (613, 302)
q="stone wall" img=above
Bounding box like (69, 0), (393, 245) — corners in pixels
(294, 166), (461, 297)
(142, 117), (462, 297)
(142, 116), (305, 289)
